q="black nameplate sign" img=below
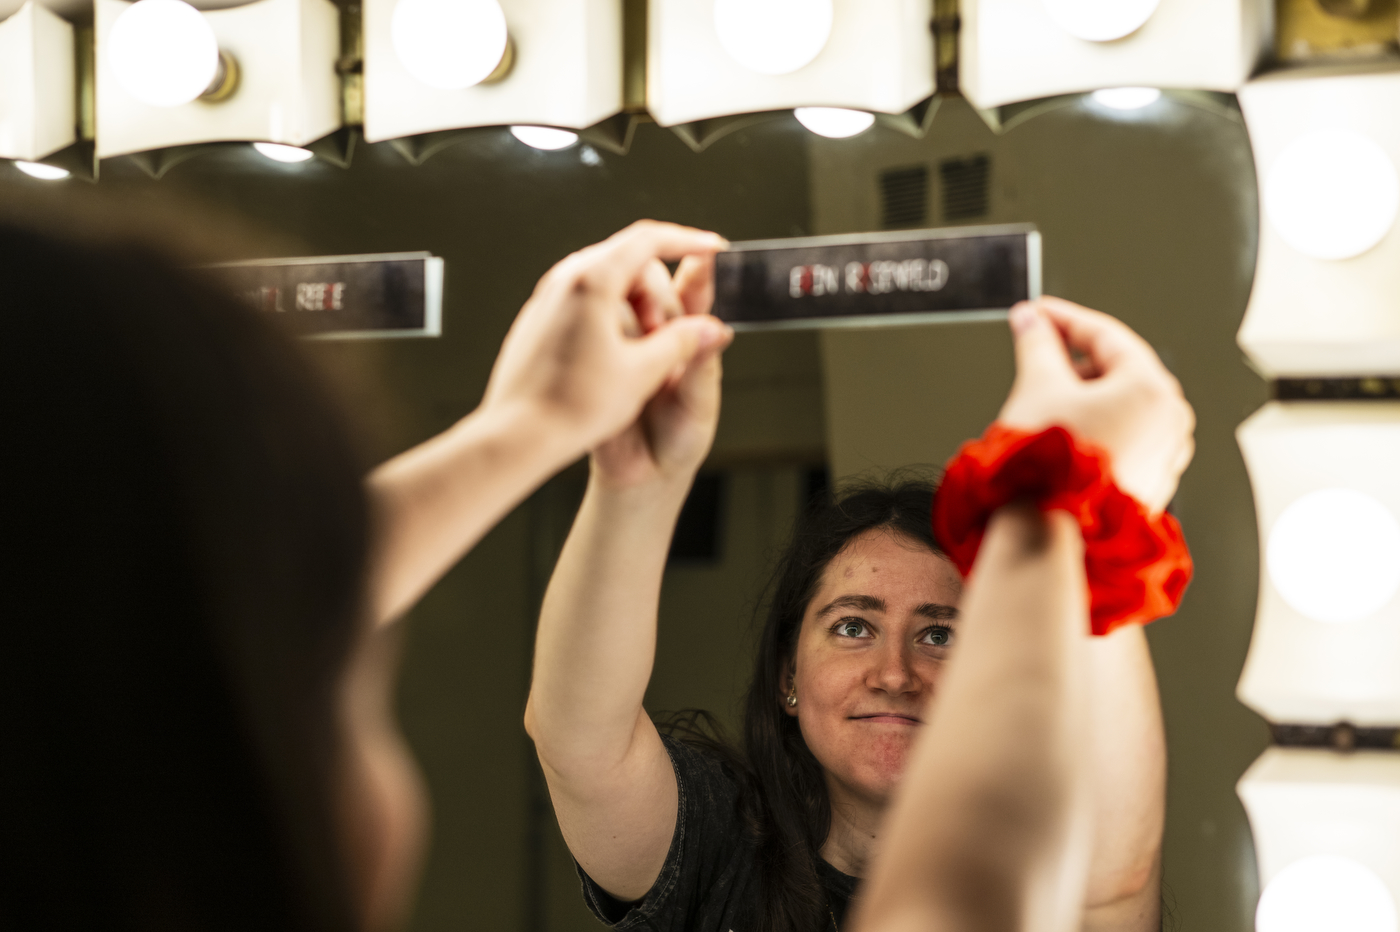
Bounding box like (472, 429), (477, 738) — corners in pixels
(713, 224), (1040, 330)
(210, 252), (444, 339)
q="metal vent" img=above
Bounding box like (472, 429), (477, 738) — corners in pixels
(879, 165), (929, 229)
(940, 154), (991, 221)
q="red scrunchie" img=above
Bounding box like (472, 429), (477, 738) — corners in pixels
(931, 423), (1192, 636)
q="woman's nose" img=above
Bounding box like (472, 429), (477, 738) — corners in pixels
(867, 642), (921, 695)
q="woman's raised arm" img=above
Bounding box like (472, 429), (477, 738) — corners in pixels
(524, 254), (732, 902)
(362, 221), (730, 627)
(855, 298), (1193, 932)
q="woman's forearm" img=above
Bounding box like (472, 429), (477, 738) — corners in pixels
(1081, 628), (1165, 930)
(524, 471), (690, 776)
(363, 404), (579, 627)
(854, 505), (1094, 932)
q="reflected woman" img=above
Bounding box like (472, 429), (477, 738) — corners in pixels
(526, 295), (1192, 932)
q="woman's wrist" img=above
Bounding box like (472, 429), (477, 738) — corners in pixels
(450, 401), (583, 491)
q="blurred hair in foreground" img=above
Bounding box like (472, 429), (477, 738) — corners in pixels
(0, 216), (367, 931)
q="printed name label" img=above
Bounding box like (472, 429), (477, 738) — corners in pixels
(209, 252), (444, 339)
(713, 225), (1040, 330)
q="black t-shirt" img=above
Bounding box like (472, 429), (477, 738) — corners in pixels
(576, 735), (858, 932)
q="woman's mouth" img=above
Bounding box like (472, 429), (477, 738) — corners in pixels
(851, 714), (922, 725)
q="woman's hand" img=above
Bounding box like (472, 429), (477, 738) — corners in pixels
(590, 253), (732, 491)
(478, 221), (732, 464)
(999, 296), (1195, 512)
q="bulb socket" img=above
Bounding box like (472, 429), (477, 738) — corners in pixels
(200, 50), (240, 103)
(479, 34), (515, 85)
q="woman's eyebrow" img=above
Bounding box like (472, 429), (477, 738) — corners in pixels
(915, 603), (960, 622)
(816, 594), (885, 617)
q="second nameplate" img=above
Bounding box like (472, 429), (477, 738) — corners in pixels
(713, 223), (1041, 331)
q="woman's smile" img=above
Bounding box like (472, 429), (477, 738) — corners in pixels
(850, 713), (923, 726)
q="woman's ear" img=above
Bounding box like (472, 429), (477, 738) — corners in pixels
(780, 657), (798, 717)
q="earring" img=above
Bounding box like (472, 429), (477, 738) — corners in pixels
(786, 689), (798, 708)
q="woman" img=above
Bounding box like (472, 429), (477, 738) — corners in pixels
(526, 296), (1194, 932)
(0, 216), (730, 931)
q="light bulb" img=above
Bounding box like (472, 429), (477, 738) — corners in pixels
(1041, 0), (1159, 42)
(1257, 855), (1397, 932)
(713, 0), (833, 75)
(14, 161), (71, 180)
(509, 126), (578, 150)
(1090, 87), (1161, 111)
(392, 0), (509, 90)
(1264, 129), (1399, 261)
(1267, 488), (1400, 624)
(253, 142), (315, 163)
(794, 107), (875, 139)
(108, 0), (222, 107)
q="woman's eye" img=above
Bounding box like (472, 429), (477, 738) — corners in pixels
(921, 626), (953, 647)
(835, 620), (870, 638)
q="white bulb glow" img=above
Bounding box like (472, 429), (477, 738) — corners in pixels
(108, 0), (221, 107)
(713, 0), (833, 76)
(794, 107), (875, 138)
(14, 161), (71, 180)
(1265, 129), (1399, 261)
(509, 126), (579, 150)
(253, 142), (315, 163)
(1267, 488), (1400, 624)
(392, 0), (508, 90)
(1041, 0), (1159, 42)
(1257, 855), (1397, 932)
(1090, 87), (1161, 111)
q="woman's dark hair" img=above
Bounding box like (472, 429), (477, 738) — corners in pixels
(0, 220), (368, 931)
(665, 476), (942, 932)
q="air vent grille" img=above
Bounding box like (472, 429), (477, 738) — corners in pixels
(940, 154), (991, 221)
(879, 165), (929, 229)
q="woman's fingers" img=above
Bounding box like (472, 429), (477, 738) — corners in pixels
(1034, 296), (1156, 375)
(628, 259), (683, 335)
(586, 220), (728, 296)
(673, 253), (717, 318)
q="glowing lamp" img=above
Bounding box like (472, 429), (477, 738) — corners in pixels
(1240, 748), (1400, 932)
(961, 0), (1269, 110)
(1237, 402), (1400, 725)
(509, 125), (579, 149)
(712, 0), (833, 75)
(0, 1), (75, 163)
(14, 160), (71, 180)
(108, 0), (233, 108)
(648, 0), (933, 129)
(363, 0), (622, 144)
(96, 0), (342, 159)
(390, 0), (512, 90)
(1237, 67), (1400, 377)
(1089, 87), (1161, 111)
(253, 142), (315, 162)
(794, 107), (874, 138)
(1040, 0), (1160, 42)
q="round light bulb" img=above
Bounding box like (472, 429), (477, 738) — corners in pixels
(392, 0), (509, 90)
(713, 0), (833, 75)
(1267, 488), (1400, 624)
(14, 161), (71, 180)
(1041, 0), (1160, 41)
(108, 0), (221, 107)
(1265, 129), (1399, 261)
(1090, 87), (1161, 111)
(252, 142), (315, 163)
(794, 107), (875, 139)
(509, 125), (579, 150)
(1257, 855), (1397, 932)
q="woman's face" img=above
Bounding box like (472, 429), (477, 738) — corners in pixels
(786, 528), (963, 808)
